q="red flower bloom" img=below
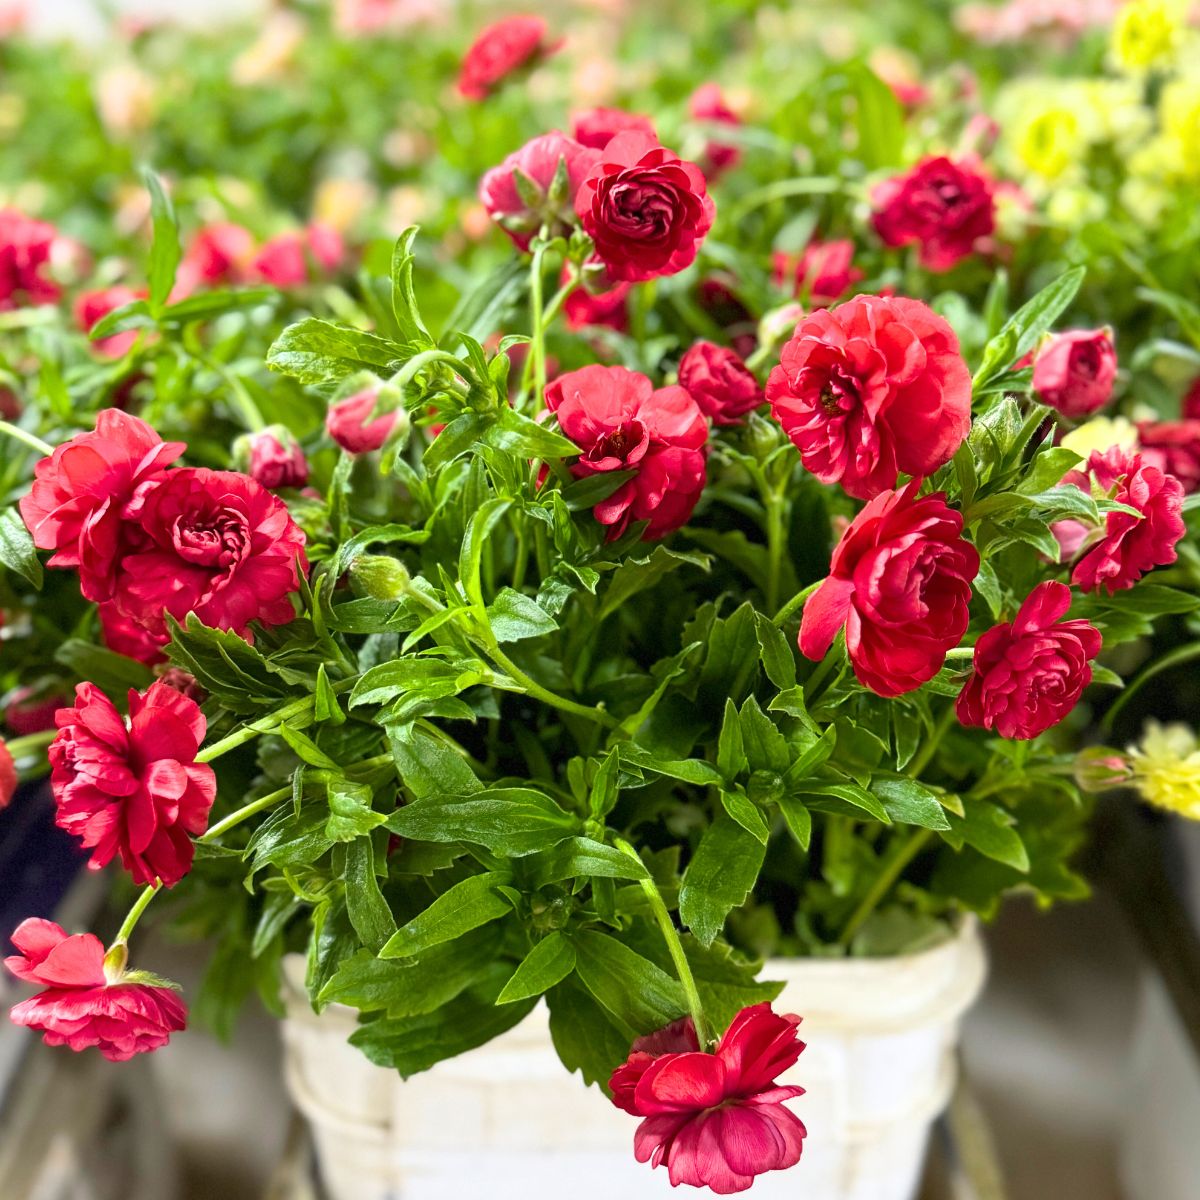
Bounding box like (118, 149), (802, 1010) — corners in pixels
(1032, 329), (1117, 419)
(571, 106), (656, 151)
(174, 222), (256, 296)
(0, 737), (14, 809)
(1184, 377), (1200, 422)
(801, 481), (979, 697)
(5, 918), (186, 1061)
(689, 83), (741, 177)
(4, 685), (65, 735)
(113, 467), (307, 638)
(1054, 447), (1185, 594)
(19, 410), (185, 603)
(457, 15), (560, 101)
(1137, 419), (1200, 493)
(479, 132), (597, 251)
(0, 209), (61, 310)
(99, 601), (168, 666)
(327, 388), (398, 454)
(610, 1004), (806, 1194)
(766, 295), (972, 500)
(678, 341), (763, 426)
(251, 224), (344, 288)
(245, 429), (309, 490)
(563, 266), (631, 332)
(956, 581), (1101, 739)
(50, 682), (216, 886)
(575, 132), (715, 284)
(772, 239), (863, 307)
(74, 285), (146, 358)
(871, 156), (996, 272)
(545, 365), (708, 540)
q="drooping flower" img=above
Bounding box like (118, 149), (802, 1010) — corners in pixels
(241, 427), (310, 490)
(545, 364), (708, 540)
(563, 267), (632, 332)
(19, 410), (185, 603)
(0, 209), (62, 310)
(251, 223), (344, 288)
(0, 737), (14, 809)
(5, 918), (186, 1060)
(1053, 446), (1185, 594)
(956, 581), (1102, 739)
(74, 285), (146, 359)
(610, 1004), (807, 1194)
(327, 388), (398, 454)
(689, 83), (742, 177)
(571, 106), (657, 151)
(871, 156), (996, 271)
(457, 15), (560, 102)
(1128, 721), (1200, 819)
(678, 341), (763, 426)
(772, 239), (863, 307)
(99, 601), (168, 666)
(1136, 419), (1200, 493)
(50, 681), (216, 886)
(1032, 329), (1117, 418)
(766, 295), (972, 500)
(112, 467), (308, 638)
(800, 481), (979, 697)
(575, 132), (715, 284)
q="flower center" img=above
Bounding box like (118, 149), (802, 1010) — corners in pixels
(172, 508), (251, 568)
(590, 419), (648, 465)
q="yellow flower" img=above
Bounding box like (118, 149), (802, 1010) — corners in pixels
(1130, 721), (1200, 819)
(1110, 0), (1184, 73)
(1061, 416), (1138, 458)
(1159, 74), (1200, 179)
(1015, 107), (1087, 180)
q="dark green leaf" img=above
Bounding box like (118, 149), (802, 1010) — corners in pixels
(343, 835), (396, 953)
(679, 813), (766, 945)
(380, 872), (512, 959)
(572, 930), (687, 1034)
(497, 933), (577, 1004)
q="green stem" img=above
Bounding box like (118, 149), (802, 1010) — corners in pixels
(764, 485), (786, 615)
(483, 637), (617, 729)
(528, 243), (548, 406)
(0, 420), (52, 457)
(772, 581), (819, 626)
(200, 784), (291, 842)
(195, 694), (318, 763)
(4, 729), (55, 759)
(906, 705), (956, 779)
(113, 883), (161, 946)
(615, 838), (712, 1049)
(838, 827), (934, 948)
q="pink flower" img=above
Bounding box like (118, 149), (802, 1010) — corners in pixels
(871, 156), (996, 272)
(689, 83), (741, 177)
(1054, 447), (1185, 594)
(766, 295), (972, 500)
(801, 481), (979, 697)
(4, 686), (66, 735)
(74, 285), (146, 358)
(563, 267), (631, 332)
(99, 601), (168, 666)
(327, 388), (398, 453)
(479, 132), (598, 251)
(5, 918), (186, 1061)
(956, 581), (1102, 739)
(457, 15), (561, 102)
(1032, 329), (1117, 419)
(251, 224), (344, 288)
(0, 209), (61, 310)
(678, 341), (763, 426)
(575, 132), (715, 284)
(50, 682), (216, 886)
(545, 365), (708, 540)
(113, 468), (308, 638)
(175, 222), (256, 295)
(245, 429), (309, 490)
(571, 106), (657, 150)
(772, 239), (863, 306)
(0, 737), (14, 809)
(19, 410), (185, 603)
(1137, 420), (1200, 493)
(610, 1004), (807, 1194)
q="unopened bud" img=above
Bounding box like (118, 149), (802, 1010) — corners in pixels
(349, 554), (411, 601)
(1073, 746), (1133, 794)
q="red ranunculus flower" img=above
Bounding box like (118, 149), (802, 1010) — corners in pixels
(0, 737), (14, 809)
(4, 685), (65, 735)
(6, 918), (186, 1060)
(50, 681), (216, 886)
(19, 410), (185, 603)
(772, 239), (863, 307)
(327, 388), (398, 454)
(545, 364), (708, 540)
(1032, 329), (1117, 419)
(113, 467), (307, 638)
(246, 429), (309, 490)
(571, 106), (656, 151)
(1136, 419), (1200, 494)
(678, 341), (763, 426)
(871, 156), (996, 272)
(575, 132), (715, 284)
(457, 15), (560, 101)
(99, 601), (168, 666)
(0, 209), (61, 310)
(689, 83), (741, 177)
(801, 481), (979, 697)
(956, 581), (1102, 739)
(479, 132), (598, 251)
(74, 285), (146, 359)
(766, 295), (972, 500)
(563, 266), (631, 332)
(610, 1004), (806, 1194)
(174, 222), (256, 297)
(251, 223), (344, 288)
(1053, 447), (1185, 594)
(1184, 377), (1200, 422)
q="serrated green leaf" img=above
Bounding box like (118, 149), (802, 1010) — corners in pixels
(679, 813), (766, 945)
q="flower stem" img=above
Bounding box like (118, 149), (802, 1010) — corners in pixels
(772, 582), (819, 627)
(0, 420), (52, 457)
(528, 243), (548, 407)
(195, 694), (318, 763)
(764, 485), (786, 615)
(837, 826), (934, 948)
(483, 637), (617, 729)
(200, 784), (291, 842)
(905, 704), (956, 779)
(113, 883), (161, 947)
(5, 729), (56, 760)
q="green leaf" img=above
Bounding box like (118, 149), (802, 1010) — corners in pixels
(486, 587), (558, 642)
(943, 799), (1029, 872)
(460, 498), (512, 609)
(55, 638), (153, 693)
(484, 406), (579, 459)
(246, 801), (335, 874)
(720, 789), (769, 844)
(281, 724), (340, 769)
(717, 697), (747, 779)
(314, 664), (346, 725)
(599, 546), (710, 622)
(739, 697), (791, 773)
(326, 778), (386, 842)
(849, 63), (905, 168)
(525, 837), (649, 888)
(165, 614), (295, 714)
(547, 980), (634, 1089)
(267, 318), (403, 386)
(799, 779), (891, 823)
(618, 744), (724, 787)
(342, 835), (396, 953)
(679, 813), (766, 945)
(390, 227), (433, 348)
(143, 168), (181, 311)
(873, 778), (951, 831)
(497, 933), (577, 1004)
(380, 872), (512, 959)
(389, 725), (481, 798)
(440, 258), (527, 348)
(572, 930), (687, 1034)
(685, 528), (771, 595)
(754, 611), (796, 690)
(350, 658), (463, 707)
(776, 796), (812, 850)
(0, 507), (42, 588)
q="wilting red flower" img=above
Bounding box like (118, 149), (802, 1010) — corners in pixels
(1054, 447), (1185, 594)
(575, 132), (715, 284)
(19, 410), (185, 603)
(766, 295), (972, 500)
(801, 481), (979, 697)
(251, 223), (344, 288)
(610, 1004), (806, 1194)
(6, 918), (186, 1060)
(0, 209), (61, 310)
(545, 365), (708, 540)
(956, 581), (1101, 739)
(0, 737), (14, 809)
(1137, 419), (1200, 493)
(175, 222), (256, 296)
(99, 601), (168, 666)
(327, 388), (398, 453)
(563, 266), (631, 332)
(571, 106), (656, 150)
(4, 685), (65, 735)
(689, 83), (741, 177)
(871, 156), (996, 272)
(50, 681), (216, 886)
(245, 428), (309, 490)
(74, 285), (146, 358)
(678, 341), (763, 426)
(457, 15), (560, 101)
(772, 239), (863, 307)
(1032, 329), (1116, 419)
(113, 467), (307, 638)
(479, 132), (597, 251)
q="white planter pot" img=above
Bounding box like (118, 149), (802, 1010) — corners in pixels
(280, 921), (986, 1200)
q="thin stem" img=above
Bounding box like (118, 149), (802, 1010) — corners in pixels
(773, 582), (819, 626)
(802, 642), (842, 702)
(906, 704), (956, 780)
(113, 883), (161, 946)
(484, 638), (617, 730)
(764, 485), (786, 615)
(838, 827), (934, 948)
(0, 420), (52, 457)
(195, 694), (317, 763)
(529, 243), (548, 406)
(4, 729), (55, 759)
(615, 838), (712, 1049)
(200, 784), (291, 842)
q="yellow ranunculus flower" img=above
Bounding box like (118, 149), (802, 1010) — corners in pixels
(1110, 0), (1184, 73)
(1159, 74), (1200, 179)
(1060, 416), (1138, 458)
(1130, 722), (1200, 820)
(1016, 107), (1086, 180)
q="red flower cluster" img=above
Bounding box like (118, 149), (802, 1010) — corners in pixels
(678, 341), (763, 426)
(956, 581), (1102, 739)
(457, 15), (560, 101)
(546, 365), (708, 540)
(176, 222), (257, 293)
(772, 239), (863, 307)
(175, 221), (343, 297)
(610, 1004), (806, 1194)
(563, 271), (631, 332)
(1032, 329), (1117, 418)
(766, 295), (972, 500)
(801, 481), (979, 697)
(6, 919), (186, 1061)
(0, 208), (61, 310)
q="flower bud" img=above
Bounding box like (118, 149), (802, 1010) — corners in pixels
(103, 941), (129, 983)
(349, 554), (411, 600)
(757, 302), (804, 350)
(326, 377), (401, 455)
(1073, 746), (1133, 793)
(234, 426), (309, 490)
